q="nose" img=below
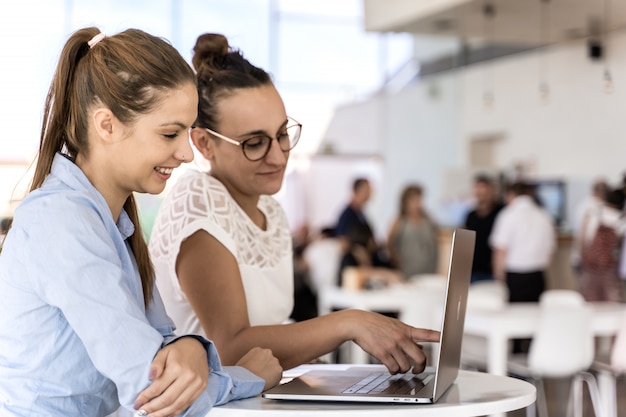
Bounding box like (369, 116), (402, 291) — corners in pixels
(263, 138), (288, 165)
(178, 135), (195, 163)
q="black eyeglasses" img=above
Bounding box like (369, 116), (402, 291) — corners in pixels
(204, 117), (302, 162)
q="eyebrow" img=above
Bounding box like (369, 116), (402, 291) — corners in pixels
(160, 122), (190, 129)
(239, 120), (289, 138)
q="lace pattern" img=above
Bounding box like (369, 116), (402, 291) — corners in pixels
(150, 169), (292, 268)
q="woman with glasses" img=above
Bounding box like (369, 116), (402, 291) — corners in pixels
(149, 33), (439, 373)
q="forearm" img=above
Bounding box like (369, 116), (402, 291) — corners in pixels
(217, 310), (357, 370)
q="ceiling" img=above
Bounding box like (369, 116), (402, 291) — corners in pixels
(364, 0), (626, 48)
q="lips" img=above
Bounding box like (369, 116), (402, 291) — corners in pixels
(258, 168), (284, 176)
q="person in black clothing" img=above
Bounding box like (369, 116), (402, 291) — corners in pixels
(335, 179), (375, 247)
(464, 174), (504, 283)
(335, 178), (390, 268)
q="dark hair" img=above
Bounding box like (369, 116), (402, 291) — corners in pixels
(399, 184), (424, 217)
(606, 188), (625, 211)
(346, 223), (372, 248)
(506, 181), (531, 197)
(474, 173), (494, 185)
(0, 217), (12, 234)
(31, 27), (196, 307)
(192, 33), (272, 130)
(352, 178), (370, 193)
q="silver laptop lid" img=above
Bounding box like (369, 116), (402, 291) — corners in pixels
(431, 228), (475, 401)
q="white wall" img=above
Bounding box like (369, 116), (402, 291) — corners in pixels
(460, 36), (626, 180)
(300, 30), (626, 238)
(459, 32), (626, 229)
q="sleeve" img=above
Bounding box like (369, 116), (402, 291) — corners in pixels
(163, 336), (265, 416)
(489, 210), (509, 249)
(334, 208), (352, 237)
(152, 174), (240, 283)
(149, 174), (241, 300)
(201, 338), (265, 405)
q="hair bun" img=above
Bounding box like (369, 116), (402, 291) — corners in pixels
(192, 33), (229, 73)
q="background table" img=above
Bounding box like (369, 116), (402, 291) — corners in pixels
(207, 364), (536, 416)
(463, 301), (626, 376)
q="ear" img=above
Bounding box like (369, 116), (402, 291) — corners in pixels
(92, 107), (118, 143)
(190, 127), (214, 160)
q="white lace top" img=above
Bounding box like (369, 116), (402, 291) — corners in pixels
(149, 169), (294, 335)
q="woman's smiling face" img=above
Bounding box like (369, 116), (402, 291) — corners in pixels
(110, 82), (198, 198)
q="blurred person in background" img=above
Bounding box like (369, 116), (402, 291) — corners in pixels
(490, 181), (556, 352)
(335, 178), (373, 239)
(337, 221), (403, 290)
(579, 188), (625, 302)
(572, 179), (609, 273)
(463, 174), (503, 283)
(387, 184), (439, 278)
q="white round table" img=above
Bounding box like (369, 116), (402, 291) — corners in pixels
(206, 365), (536, 417)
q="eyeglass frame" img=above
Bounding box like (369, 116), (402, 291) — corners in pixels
(201, 116), (302, 162)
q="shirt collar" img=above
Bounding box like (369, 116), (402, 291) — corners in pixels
(50, 153), (135, 240)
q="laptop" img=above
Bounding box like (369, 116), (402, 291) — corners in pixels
(263, 228), (476, 404)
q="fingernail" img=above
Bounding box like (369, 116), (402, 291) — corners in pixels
(134, 401), (144, 410)
(148, 369), (156, 379)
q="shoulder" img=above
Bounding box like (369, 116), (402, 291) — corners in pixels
(18, 187), (107, 232)
(339, 205), (356, 217)
(495, 204), (514, 221)
(464, 209), (477, 223)
(10, 188), (116, 265)
(160, 170), (235, 217)
(389, 216), (402, 228)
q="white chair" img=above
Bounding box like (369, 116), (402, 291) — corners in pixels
(400, 274), (447, 330)
(467, 279), (509, 311)
(303, 237), (343, 294)
(507, 290), (603, 417)
(593, 309), (626, 417)
(407, 273), (447, 291)
(461, 280), (509, 369)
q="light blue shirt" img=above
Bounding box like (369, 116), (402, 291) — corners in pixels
(0, 153), (264, 417)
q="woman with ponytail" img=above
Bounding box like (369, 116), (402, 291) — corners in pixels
(149, 33), (439, 374)
(0, 27), (280, 417)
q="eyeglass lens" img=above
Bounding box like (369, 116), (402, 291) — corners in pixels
(243, 123), (301, 161)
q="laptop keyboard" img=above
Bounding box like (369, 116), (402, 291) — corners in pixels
(342, 372), (426, 395)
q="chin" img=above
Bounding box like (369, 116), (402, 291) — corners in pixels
(143, 183), (167, 196)
(258, 184), (281, 196)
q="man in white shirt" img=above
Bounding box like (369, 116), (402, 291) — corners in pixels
(490, 182), (556, 352)
(490, 182), (556, 299)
